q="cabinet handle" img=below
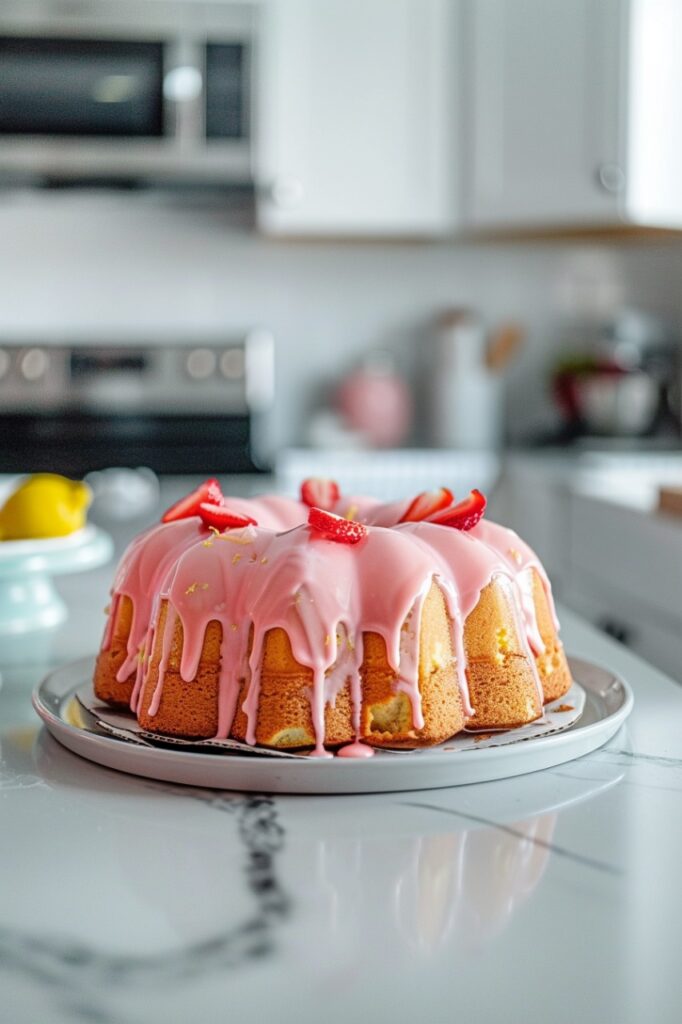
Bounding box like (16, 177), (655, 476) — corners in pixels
(596, 163), (626, 194)
(268, 175), (305, 209)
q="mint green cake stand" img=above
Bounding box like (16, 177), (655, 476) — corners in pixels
(0, 525), (113, 637)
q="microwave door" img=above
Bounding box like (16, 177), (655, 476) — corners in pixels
(0, 36), (164, 138)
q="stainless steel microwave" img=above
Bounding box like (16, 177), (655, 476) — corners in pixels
(0, 1), (256, 184)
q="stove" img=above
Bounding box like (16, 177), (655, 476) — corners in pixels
(0, 332), (274, 475)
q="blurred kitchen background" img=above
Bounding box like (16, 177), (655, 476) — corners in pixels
(3, 0), (682, 677)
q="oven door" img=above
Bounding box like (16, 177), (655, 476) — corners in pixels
(0, 412), (264, 476)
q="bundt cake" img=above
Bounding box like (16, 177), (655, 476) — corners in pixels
(93, 478), (572, 757)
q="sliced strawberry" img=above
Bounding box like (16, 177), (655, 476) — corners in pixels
(198, 503), (257, 530)
(308, 506), (367, 544)
(161, 478), (223, 523)
(399, 486), (454, 523)
(428, 489), (487, 531)
(300, 477), (340, 511)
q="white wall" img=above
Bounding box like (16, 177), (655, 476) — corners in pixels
(1, 189), (681, 447)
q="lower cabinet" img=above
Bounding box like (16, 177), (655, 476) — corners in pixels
(497, 459), (682, 684)
(565, 491), (682, 682)
(562, 576), (682, 683)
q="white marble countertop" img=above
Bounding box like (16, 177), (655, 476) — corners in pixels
(2, 541), (682, 1023)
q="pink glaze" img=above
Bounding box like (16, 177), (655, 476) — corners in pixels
(100, 495), (307, 690)
(146, 523), (448, 752)
(334, 495), (412, 528)
(337, 741), (375, 759)
(219, 495), (307, 532)
(102, 518), (206, 685)
(101, 488), (563, 756)
(469, 519), (560, 651)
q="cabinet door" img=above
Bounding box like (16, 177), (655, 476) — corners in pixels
(562, 578), (682, 684)
(464, 0), (625, 229)
(256, 0), (458, 236)
(625, 0), (682, 228)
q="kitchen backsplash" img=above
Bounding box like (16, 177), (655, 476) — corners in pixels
(1, 190), (682, 448)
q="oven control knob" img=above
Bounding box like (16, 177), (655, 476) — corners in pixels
(21, 347), (49, 381)
(0, 348), (9, 380)
(220, 348), (244, 379)
(185, 348), (216, 380)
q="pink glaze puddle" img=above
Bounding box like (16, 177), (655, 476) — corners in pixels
(337, 740), (374, 759)
(100, 490), (562, 757)
(307, 744), (334, 760)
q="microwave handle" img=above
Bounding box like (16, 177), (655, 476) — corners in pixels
(163, 40), (205, 144)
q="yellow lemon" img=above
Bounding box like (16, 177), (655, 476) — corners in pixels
(0, 474), (92, 541)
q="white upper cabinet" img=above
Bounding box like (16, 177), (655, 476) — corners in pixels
(625, 0), (682, 228)
(464, 0), (682, 231)
(255, 0), (459, 237)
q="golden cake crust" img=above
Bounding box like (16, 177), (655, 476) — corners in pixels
(136, 604), (221, 738)
(464, 578), (543, 730)
(93, 596), (136, 707)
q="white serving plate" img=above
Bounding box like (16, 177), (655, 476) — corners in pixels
(32, 655), (633, 794)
